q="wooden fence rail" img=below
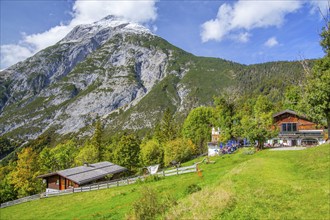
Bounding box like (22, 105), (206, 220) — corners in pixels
(1, 164), (197, 208)
(0, 194), (41, 208)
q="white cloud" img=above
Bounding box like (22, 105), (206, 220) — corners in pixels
(201, 0), (302, 43)
(264, 37), (279, 48)
(71, 0), (157, 26)
(1, 0), (157, 70)
(0, 44), (35, 69)
(234, 32), (251, 43)
(23, 25), (74, 52)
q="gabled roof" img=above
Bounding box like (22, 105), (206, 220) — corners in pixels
(273, 109), (308, 120)
(38, 161), (127, 185)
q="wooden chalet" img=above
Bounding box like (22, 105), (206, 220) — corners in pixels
(38, 161), (127, 193)
(268, 110), (325, 146)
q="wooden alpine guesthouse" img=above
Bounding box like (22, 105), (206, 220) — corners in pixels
(267, 110), (326, 146)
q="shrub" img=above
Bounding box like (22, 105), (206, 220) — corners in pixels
(132, 187), (176, 220)
(144, 175), (163, 183)
(132, 187), (163, 220)
(185, 183), (202, 195)
(242, 148), (255, 155)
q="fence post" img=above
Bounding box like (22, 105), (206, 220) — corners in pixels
(117, 181), (119, 187)
(107, 182), (109, 188)
(98, 184), (100, 189)
(90, 185), (91, 191)
(163, 170), (165, 177)
(127, 178), (129, 185)
(81, 187), (82, 192)
(177, 167), (179, 175)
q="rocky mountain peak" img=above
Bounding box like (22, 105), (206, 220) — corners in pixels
(93, 15), (152, 34)
(60, 15), (152, 45)
(0, 15), (172, 139)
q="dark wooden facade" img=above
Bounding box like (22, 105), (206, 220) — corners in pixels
(273, 112), (319, 131)
(45, 175), (79, 190)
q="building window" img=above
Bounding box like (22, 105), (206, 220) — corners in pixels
(281, 123), (297, 132)
(292, 123), (297, 131)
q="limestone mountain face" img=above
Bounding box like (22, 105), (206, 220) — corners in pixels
(0, 16), (238, 140)
(0, 16), (305, 141)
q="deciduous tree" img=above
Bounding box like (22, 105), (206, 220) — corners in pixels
(74, 142), (99, 165)
(240, 96), (277, 150)
(9, 147), (43, 198)
(182, 106), (214, 154)
(139, 139), (163, 166)
(164, 138), (195, 166)
(39, 140), (77, 172)
(0, 163), (17, 203)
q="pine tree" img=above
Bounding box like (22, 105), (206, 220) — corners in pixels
(154, 108), (177, 143)
(92, 119), (103, 161)
(112, 134), (140, 171)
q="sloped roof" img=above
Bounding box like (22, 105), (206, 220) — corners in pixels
(273, 109), (308, 120)
(38, 161), (127, 185)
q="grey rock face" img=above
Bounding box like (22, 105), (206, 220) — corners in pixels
(0, 16), (177, 138)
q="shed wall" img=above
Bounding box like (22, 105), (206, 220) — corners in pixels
(47, 175), (60, 190)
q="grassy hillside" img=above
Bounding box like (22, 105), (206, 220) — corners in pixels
(2, 144), (329, 220)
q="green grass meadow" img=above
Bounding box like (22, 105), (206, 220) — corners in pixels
(1, 144), (329, 220)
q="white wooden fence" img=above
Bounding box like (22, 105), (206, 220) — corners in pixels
(0, 194), (41, 209)
(1, 164), (197, 208)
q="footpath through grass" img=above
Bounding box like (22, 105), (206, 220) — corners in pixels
(1, 144), (329, 220)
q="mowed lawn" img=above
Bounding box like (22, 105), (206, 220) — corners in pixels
(1, 144), (329, 220)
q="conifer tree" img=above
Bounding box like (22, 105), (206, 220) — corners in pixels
(214, 95), (236, 142)
(112, 134), (140, 171)
(92, 119), (103, 160)
(154, 108), (177, 143)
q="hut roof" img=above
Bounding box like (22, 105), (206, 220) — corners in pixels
(273, 109), (308, 120)
(38, 161), (127, 185)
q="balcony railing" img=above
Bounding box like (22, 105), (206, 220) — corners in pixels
(279, 130), (323, 137)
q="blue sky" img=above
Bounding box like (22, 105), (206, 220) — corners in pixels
(0, 0), (328, 69)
